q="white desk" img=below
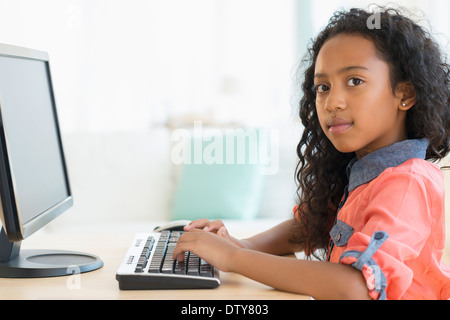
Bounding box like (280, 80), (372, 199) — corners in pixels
(0, 221), (309, 300)
(2, 220), (448, 300)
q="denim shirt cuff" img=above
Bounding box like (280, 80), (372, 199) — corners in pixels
(339, 231), (389, 300)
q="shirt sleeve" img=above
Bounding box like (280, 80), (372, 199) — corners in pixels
(339, 170), (433, 300)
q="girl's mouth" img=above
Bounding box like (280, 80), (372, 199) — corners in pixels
(327, 118), (353, 134)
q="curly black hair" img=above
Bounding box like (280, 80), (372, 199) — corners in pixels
(291, 7), (450, 260)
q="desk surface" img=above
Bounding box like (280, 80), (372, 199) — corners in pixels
(0, 231), (308, 300)
(2, 224), (449, 300)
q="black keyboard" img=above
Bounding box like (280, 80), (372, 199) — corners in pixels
(116, 231), (220, 290)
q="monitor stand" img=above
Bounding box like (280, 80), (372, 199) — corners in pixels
(0, 228), (103, 278)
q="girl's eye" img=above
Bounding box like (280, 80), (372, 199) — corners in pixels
(347, 78), (364, 87)
(315, 84), (330, 93)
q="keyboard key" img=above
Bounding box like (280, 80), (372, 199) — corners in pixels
(187, 253), (200, 276)
(174, 252), (189, 274)
(161, 261), (175, 274)
(200, 259), (214, 277)
(134, 236), (155, 272)
(173, 260), (185, 274)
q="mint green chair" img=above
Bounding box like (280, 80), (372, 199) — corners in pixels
(171, 129), (267, 221)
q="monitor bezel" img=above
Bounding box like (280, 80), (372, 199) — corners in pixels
(0, 43), (73, 242)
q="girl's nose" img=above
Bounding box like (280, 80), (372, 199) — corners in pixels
(325, 89), (347, 112)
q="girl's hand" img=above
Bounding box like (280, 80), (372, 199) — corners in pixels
(172, 229), (239, 272)
(184, 219), (247, 249)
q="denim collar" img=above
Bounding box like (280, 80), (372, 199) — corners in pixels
(346, 139), (429, 192)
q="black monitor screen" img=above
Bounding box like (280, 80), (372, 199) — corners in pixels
(0, 44), (102, 278)
(0, 55), (69, 228)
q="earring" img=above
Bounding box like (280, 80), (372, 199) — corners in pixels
(401, 102), (407, 107)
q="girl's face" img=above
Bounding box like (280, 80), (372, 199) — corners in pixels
(314, 33), (414, 159)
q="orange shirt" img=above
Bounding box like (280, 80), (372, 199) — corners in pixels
(301, 139), (450, 299)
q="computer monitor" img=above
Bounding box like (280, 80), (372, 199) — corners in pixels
(0, 43), (103, 278)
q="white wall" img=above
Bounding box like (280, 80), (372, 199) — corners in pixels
(0, 0), (300, 228)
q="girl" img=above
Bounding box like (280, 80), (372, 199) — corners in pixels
(173, 7), (450, 300)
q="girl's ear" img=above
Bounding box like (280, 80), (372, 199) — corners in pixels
(395, 81), (416, 111)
